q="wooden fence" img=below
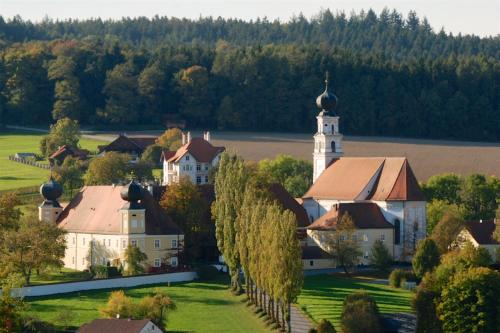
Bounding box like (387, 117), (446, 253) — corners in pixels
(8, 155), (50, 169)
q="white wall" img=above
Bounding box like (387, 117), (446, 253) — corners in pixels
(2, 271), (197, 298)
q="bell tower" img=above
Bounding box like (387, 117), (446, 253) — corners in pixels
(313, 72), (343, 182)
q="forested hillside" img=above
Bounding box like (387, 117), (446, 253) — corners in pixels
(0, 10), (498, 140)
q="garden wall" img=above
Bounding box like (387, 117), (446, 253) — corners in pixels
(2, 271), (197, 298)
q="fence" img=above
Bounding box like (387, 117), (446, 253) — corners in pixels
(8, 155), (50, 169)
(1, 271), (197, 298)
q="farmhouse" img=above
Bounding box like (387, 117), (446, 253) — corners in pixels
(98, 134), (156, 159)
(456, 219), (499, 257)
(38, 178), (183, 271)
(49, 145), (89, 165)
(301, 75), (427, 262)
(161, 131), (225, 185)
(77, 319), (163, 333)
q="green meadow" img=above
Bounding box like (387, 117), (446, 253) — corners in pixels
(297, 274), (414, 328)
(0, 130), (104, 191)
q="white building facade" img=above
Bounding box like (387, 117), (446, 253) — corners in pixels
(162, 132), (224, 185)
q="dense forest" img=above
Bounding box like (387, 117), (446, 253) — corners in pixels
(0, 10), (499, 141)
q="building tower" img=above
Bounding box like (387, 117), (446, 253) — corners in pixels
(313, 72), (344, 182)
(39, 177), (63, 223)
(120, 180), (146, 235)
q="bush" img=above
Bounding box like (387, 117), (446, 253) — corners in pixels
(413, 284), (442, 333)
(340, 292), (382, 333)
(439, 267), (500, 333)
(389, 269), (415, 288)
(196, 265), (220, 281)
(316, 318), (336, 333)
(91, 265), (121, 279)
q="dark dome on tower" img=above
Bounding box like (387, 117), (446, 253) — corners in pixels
(40, 178), (63, 201)
(316, 72), (338, 114)
(121, 180), (144, 202)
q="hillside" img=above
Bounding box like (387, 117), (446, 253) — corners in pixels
(0, 10), (498, 142)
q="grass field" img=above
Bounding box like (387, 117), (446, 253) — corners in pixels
(83, 130), (500, 181)
(0, 130), (105, 191)
(25, 277), (271, 333)
(297, 274), (413, 328)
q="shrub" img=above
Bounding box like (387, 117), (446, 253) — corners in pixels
(389, 269), (414, 288)
(196, 265), (220, 281)
(438, 267), (500, 333)
(99, 290), (134, 319)
(340, 292), (382, 333)
(316, 318), (336, 333)
(92, 265), (121, 279)
(413, 283), (442, 333)
(412, 238), (440, 279)
(369, 239), (392, 272)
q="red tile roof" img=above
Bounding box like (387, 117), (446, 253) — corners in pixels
(304, 157), (425, 201)
(57, 185), (182, 235)
(164, 138), (224, 163)
(49, 145), (89, 160)
(268, 183), (311, 228)
(465, 219), (498, 245)
(307, 202), (394, 230)
(77, 319), (159, 333)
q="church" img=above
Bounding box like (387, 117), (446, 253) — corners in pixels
(301, 74), (426, 264)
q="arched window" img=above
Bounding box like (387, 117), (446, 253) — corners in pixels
(331, 141), (336, 152)
(394, 219), (401, 245)
(331, 124), (335, 133)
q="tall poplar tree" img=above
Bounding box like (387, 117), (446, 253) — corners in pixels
(213, 152), (248, 293)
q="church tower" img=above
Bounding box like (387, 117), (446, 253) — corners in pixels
(313, 73), (343, 182)
(39, 178), (63, 223)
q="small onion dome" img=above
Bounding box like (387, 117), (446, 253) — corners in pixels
(316, 72), (338, 114)
(40, 178), (63, 201)
(120, 180), (143, 202)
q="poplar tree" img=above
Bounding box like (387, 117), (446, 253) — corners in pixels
(214, 152), (248, 293)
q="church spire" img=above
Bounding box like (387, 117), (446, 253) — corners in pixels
(312, 72), (343, 182)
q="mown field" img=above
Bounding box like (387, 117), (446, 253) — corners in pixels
(26, 277), (271, 333)
(0, 130), (105, 191)
(297, 274), (413, 328)
(85, 130), (500, 181)
(24, 274), (413, 332)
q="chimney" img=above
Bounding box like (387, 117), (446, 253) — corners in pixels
(204, 131), (211, 142)
(181, 133), (186, 145)
(187, 131), (191, 143)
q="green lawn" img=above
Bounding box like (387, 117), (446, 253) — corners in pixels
(0, 130), (105, 191)
(297, 274), (414, 328)
(27, 267), (92, 286)
(25, 277), (272, 333)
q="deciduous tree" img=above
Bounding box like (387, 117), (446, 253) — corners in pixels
(324, 213), (361, 275)
(412, 238), (440, 279)
(123, 245), (148, 276)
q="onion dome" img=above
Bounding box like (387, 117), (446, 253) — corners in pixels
(120, 180), (143, 202)
(40, 177), (63, 201)
(316, 72), (338, 114)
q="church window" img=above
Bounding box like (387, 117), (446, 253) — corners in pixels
(72, 237), (75, 245)
(331, 141), (336, 152)
(394, 219), (401, 245)
(83, 237), (86, 246)
(331, 124), (335, 133)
